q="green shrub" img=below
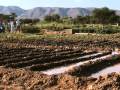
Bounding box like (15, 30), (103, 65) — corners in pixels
(22, 26), (40, 34)
(73, 28), (96, 33)
(98, 26), (120, 34)
(72, 25), (120, 34)
(72, 28), (80, 34)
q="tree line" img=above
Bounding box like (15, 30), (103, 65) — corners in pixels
(0, 13), (40, 25)
(44, 7), (120, 25)
(0, 7), (119, 25)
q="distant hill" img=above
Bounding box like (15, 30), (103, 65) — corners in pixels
(18, 7), (93, 19)
(0, 6), (119, 19)
(0, 6), (25, 15)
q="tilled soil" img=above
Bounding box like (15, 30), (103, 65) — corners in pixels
(66, 55), (120, 77)
(0, 67), (120, 90)
(0, 40), (120, 90)
(0, 46), (111, 72)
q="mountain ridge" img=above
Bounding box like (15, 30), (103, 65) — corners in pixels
(0, 6), (119, 19)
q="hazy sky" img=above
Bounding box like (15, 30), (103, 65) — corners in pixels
(0, 0), (119, 10)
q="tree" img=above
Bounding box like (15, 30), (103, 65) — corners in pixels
(73, 16), (91, 24)
(0, 14), (13, 22)
(8, 13), (17, 21)
(44, 15), (52, 22)
(32, 19), (40, 24)
(109, 15), (120, 24)
(11, 13), (17, 18)
(92, 7), (116, 24)
(52, 14), (60, 22)
(44, 14), (60, 22)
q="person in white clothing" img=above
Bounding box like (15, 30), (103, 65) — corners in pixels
(10, 21), (15, 32)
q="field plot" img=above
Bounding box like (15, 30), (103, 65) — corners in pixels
(0, 34), (120, 77)
(0, 45), (119, 77)
(0, 34), (120, 90)
(0, 47), (100, 70)
(0, 46), (120, 90)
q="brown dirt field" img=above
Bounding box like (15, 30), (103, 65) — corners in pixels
(0, 67), (120, 90)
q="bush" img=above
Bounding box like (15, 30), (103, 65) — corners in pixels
(98, 26), (120, 34)
(22, 26), (40, 34)
(81, 28), (95, 33)
(72, 25), (120, 34)
(72, 28), (80, 34)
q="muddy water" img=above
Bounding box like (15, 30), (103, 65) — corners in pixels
(91, 63), (120, 78)
(41, 52), (112, 75)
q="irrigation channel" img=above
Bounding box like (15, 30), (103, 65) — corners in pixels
(91, 63), (120, 78)
(41, 51), (120, 77)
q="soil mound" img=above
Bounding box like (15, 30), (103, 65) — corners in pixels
(0, 67), (120, 90)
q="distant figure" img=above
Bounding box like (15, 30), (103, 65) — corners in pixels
(16, 19), (21, 32)
(7, 21), (11, 32)
(8, 15), (16, 32)
(0, 20), (5, 33)
(9, 21), (15, 32)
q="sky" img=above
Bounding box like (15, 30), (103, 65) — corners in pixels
(0, 0), (119, 10)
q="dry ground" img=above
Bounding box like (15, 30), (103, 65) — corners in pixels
(0, 67), (119, 90)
